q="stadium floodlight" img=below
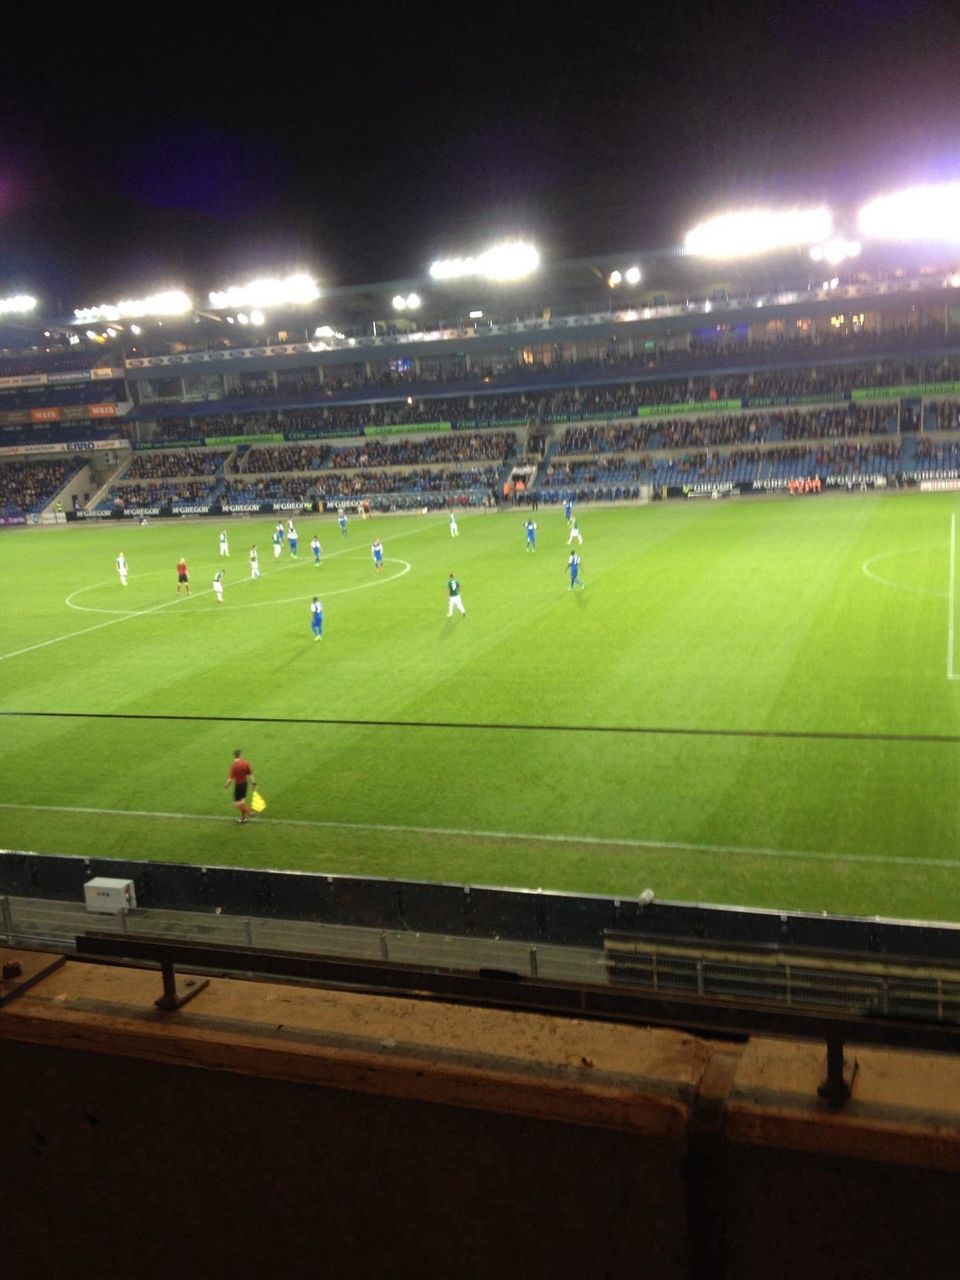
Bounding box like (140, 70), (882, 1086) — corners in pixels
(0, 294), (37, 317)
(130, 324), (142, 335)
(250, 310), (265, 326)
(237, 313), (249, 325)
(810, 237), (861, 265)
(405, 292), (421, 309)
(684, 206), (833, 258)
(625, 265), (642, 284)
(392, 295), (407, 310)
(469, 310), (483, 319)
(429, 240), (540, 282)
(608, 270), (622, 287)
(208, 272), (320, 310)
(858, 183), (960, 242)
(74, 289), (192, 325)
(85, 330), (98, 340)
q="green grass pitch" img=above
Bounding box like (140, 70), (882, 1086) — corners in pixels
(2, 492), (960, 923)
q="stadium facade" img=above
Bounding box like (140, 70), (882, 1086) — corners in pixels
(3, 242), (960, 522)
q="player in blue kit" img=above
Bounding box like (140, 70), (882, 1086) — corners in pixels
(288, 524), (298, 558)
(568, 551), (585, 590)
(564, 497), (574, 522)
(524, 519), (537, 552)
(338, 511), (348, 536)
(310, 597), (323, 640)
(372, 539), (384, 571)
(311, 536), (322, 564)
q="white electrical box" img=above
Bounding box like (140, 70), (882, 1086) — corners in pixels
(84, 877), (137, 914)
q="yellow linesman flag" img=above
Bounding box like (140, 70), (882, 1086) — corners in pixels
(251, 790), (267, 814)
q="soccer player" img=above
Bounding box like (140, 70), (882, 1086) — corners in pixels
(116, 552), (128, 586)
(567, 517), (583, 545)
(288, 524), (299, 558)
(311, 536), (322, 564)
(372, 538), (384, 571)
(224, 748), (256, 824)
(219, 530), (230, 558)
(524, 518), (537, 552)
(250, 545), (260, 579)
(568, 551), (585, 590)
(338, 510), (348, 536)
(449, 511), (459, 537)
(447, 572), (466, 617)
(176, 557), (190, 594)
(287, 518), (296, 538)
(213, 569), (225, 603)
(272, 527), (283, 560)
(275, 521), (285, 544)
(564, 497), (574, 523)
(310, 596), (323, 640)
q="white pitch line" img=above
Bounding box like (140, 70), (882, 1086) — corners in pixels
(0, 593), (192, 663)
(0, 801), (957, 870)
(950, 513), (959, 681)
(4, 515), (437, 661)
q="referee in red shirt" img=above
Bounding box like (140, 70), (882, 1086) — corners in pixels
(224, 749), (256, 823)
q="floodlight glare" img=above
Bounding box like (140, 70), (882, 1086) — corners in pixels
(392, 295), (407, 310)
(250, 310), (265, 326)
(208, 273), (320, 310)
(684, 207), (833, 258)
(0, 294), (37, 316)
(237, 313), (249, 325)
(429, 241), (539, 282)
(608, 270), (622, 286)
(469, 310), (483, 319)
(406, 293), (421, 309)
(858, 183), (960, 242)
(811, 237), (861, 265)
(74, 289), (192, 325)
(130, 324), (142, 335)
(625, 266), (641, 284)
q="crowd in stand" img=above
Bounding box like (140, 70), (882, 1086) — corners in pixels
(0, 459), (78, 516)
(124, 450), (228, 479)
(554, 405), (898, 456)
(137, 349), (960, 448)
(915, 438), (960, 468)
(925, 402), (960, 433)
(242, 444), (332, 472)
(107, 480), (214, 506)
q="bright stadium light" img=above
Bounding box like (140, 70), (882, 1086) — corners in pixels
(429, 241), (540, 282)
(249, 310), (265, 326)
(237, 312), (249, 325)
(392, 295), (407, 310)
(208, 272), (320, 310)
(74, 290), (192, 324)
(625, 265), (642, 284)
(469, 309), (483, 319)
(0, 294), (37, 316)
(810, 237), (861, 265)
(684, 206), (833, 258)
(130, 324), (142, 335)
(405, 292), (421, 309)
(858, 182), (960, 242)
(608, 270), (622, 287)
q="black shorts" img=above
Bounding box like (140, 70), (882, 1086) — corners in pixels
(178, 572), (189, 583)
(234, 782), (248, 802)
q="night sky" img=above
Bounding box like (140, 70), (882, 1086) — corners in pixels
(3, 0), (960, 307)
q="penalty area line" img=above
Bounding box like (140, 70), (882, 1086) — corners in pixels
(0, 801), (957, 870)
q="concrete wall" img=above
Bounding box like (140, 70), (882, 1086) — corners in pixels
(2, 948), (960, 1280)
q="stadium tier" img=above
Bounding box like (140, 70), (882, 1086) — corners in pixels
(4, 255), (960, 518)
